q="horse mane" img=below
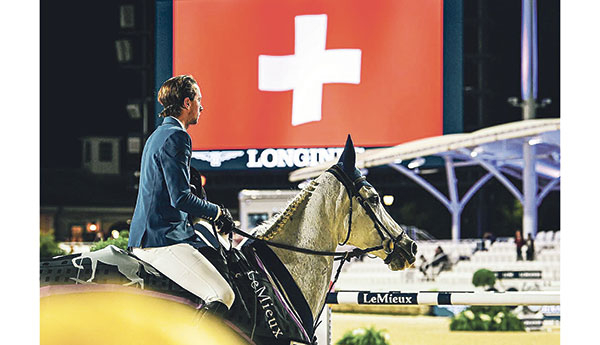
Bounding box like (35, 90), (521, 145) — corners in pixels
(254, 179), (320, 241)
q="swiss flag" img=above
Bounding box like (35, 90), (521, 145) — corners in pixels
(173, 0), (443, 150)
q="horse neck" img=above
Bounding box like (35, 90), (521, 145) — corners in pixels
(257, 175), (347, 318)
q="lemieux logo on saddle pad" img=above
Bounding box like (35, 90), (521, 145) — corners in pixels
(247, 270), (284, 338)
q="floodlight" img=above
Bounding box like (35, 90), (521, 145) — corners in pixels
(470, 147), (484, 158)
(383, 195), (394, 206)
(407, 157), (425, 169)
(528, 137), (542, 146)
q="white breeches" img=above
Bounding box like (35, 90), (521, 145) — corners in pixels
(132, 243), (235, 308)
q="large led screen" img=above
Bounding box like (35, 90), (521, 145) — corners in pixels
(171, 0), (444, 152)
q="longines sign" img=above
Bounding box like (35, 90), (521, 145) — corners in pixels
(192, 147), (365, 170)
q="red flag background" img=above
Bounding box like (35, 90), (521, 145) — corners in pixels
(173, 0), (443, 150)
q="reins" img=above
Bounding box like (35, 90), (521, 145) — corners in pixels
(230, 226), (382, 261)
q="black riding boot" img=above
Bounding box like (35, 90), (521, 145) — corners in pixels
(203, 301), (228, 318)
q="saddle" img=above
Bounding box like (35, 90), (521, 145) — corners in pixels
(40, 241), (316, 345)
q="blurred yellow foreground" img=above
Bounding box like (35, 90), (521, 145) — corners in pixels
(41, 291), (248, 345)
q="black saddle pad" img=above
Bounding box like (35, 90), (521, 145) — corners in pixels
(222, 240), (315, 345)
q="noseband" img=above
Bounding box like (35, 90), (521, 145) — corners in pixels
(326, 165), (414, 265)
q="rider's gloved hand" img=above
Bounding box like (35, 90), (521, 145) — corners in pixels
(215, 206), (235, 235)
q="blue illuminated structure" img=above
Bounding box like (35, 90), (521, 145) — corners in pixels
(290, 119), (560, 242)
(520, 0), (540, 238)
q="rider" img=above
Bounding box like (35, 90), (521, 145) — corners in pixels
(128, 75), (235, 316)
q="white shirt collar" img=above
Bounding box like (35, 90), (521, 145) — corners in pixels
(169, 116), (185, 130)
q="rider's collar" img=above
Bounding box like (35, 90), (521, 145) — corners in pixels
(167, 115), (185, 130)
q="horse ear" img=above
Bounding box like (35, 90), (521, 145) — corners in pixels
(337, 134), (356, 171)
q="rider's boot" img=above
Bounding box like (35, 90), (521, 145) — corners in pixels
(203, 301), (228, 319)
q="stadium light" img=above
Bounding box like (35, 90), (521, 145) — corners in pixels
(383, 195), (394, 206)
(528, 137), (542, 146)
(407, 157), (426, 169)
(470, 146), (484, 157)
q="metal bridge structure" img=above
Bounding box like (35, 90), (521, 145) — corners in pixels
(289, 118), (560, 241)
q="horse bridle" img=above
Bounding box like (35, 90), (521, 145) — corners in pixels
(326, 165), (416, 265)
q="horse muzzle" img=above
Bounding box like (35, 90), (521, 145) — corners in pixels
(382, 236), (418, 270)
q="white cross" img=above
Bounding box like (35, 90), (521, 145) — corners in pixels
(258, 14), (362, 126)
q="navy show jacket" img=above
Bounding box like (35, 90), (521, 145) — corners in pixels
(128, 116), (219, 248)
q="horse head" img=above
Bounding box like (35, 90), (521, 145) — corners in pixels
(330, 135), (417, 271)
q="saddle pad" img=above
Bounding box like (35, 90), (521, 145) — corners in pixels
(224, 240), (314, 345)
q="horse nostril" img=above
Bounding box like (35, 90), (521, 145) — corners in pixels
(411, 241), (418, 256)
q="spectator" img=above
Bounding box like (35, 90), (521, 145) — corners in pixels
(429, 246), (451, 278)
(94, 231), (104, 242)
(483, 231), (496, 246)
(526, 233), (535, 261)
(515, 230), (524, 261)
(418, 255), (429, 278)
(475, 232), (496, 252)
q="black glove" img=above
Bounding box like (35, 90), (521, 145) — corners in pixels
(215, 206), (235, 235)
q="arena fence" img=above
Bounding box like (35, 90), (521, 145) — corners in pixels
(326, 291), (559, 306)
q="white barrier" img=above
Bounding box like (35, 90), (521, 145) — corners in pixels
(326, 291), (559, 306)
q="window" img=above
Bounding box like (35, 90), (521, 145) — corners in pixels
(99, 142), (113, 162)
(248, 213), (269, 228)
(84, 141), (91, 163)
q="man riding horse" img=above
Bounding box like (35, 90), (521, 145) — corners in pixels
(41, 128), (418, 344)
(128, 75), (236, 317)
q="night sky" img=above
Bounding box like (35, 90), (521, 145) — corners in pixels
(41, 0), (136, 169)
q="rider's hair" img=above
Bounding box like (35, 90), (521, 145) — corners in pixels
(157, 75), (199, 118)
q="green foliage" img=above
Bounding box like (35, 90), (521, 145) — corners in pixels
(91, 231), (130, 252)
(336, 326), (391, 345)
(499, 199), (523, 233)
(472, 268), (496, 288)
(450, 306), (524, 331)
(40, 231), (66, 258)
